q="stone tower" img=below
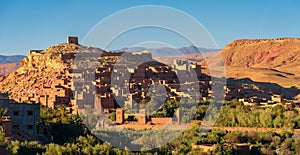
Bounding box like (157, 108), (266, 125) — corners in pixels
(67, 36), (78, 44)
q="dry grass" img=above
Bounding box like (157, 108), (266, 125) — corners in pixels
(224, 67), (300, 88)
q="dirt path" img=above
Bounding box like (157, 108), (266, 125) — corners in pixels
(116, 120), (300, 135)
(191, 120), (300, 134)
(211, 126), (300, 134)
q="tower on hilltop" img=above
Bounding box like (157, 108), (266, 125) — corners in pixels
(67, 36), (78, 44)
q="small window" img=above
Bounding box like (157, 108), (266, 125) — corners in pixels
(27, 125), (33, 130)
(13, 111), (19, 116)
(13, 125), (19, 129)
(27, 111), (33, 116)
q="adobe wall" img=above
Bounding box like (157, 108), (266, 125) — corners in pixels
(116, 108), (124, 124)
(151, 117), (172, 124)
(1, 118), (12, 137)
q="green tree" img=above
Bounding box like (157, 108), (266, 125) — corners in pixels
(108, 112), (116, 121)
(259, 109), (273, 127)
(283, 111), (296, 128)
(274, 115), (284, 128)
(293, 115), (300, 129)
(43, 143), (66, 155)
(0, 107), (7, 119)
(7, 140), (20, 154)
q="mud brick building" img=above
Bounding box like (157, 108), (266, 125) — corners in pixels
(73, 49), (212, 115)
(4, 37), (212, 117)
(0, 93), (40, 134)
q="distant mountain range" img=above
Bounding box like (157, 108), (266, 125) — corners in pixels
(0, 63), (21, 76)
(1, 39), (300, 101)
(0, 45), (217, 64)
(114, 45), (219, 57)
(2, 39), (300, 91)
(0, 55), (25, 76)
(0, 46), (217, 76)
(0, 55), (26, 64)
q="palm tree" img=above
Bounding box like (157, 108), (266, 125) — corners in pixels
(0, 107), (8, 135)
(0, 107), (8, 119)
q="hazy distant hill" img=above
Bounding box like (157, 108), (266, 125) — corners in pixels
(115, 46), (219, 65)
(2, 38), (300, 101)
(0, 55), (26, 64)
(202, 38), (300, 88)
(116, 45), (219, 56)
(0, 62), (21, 76)
(155, 53), (217, 65)
(0, 55), (25, 76)
(0, 46), (218, 77)
(178, 46), (218, 54)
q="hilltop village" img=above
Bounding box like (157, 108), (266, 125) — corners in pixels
(0, 37), (299, 139)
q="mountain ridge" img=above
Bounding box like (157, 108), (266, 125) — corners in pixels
(202, 38), (300, 88)
(115, 45), (219, 56)
(0, 55), (26, 64)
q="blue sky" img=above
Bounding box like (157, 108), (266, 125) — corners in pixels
(0, 0), (300, 55)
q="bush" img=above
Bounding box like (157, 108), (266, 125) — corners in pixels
(108, 112), (116, 121)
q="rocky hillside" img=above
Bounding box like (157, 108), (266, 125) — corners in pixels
(203, 38), (300, 88)
(213, 38), (300, 68)
(0, 43), (97, 104)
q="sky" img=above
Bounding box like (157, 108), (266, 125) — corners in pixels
(1, 0), (300, 55)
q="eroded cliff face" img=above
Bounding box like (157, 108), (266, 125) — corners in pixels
(202, 38), (300, 88)
(215, 38), (300, 68)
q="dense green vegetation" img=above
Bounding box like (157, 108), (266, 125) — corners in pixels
(40, 105), (85, 144)
(149, 99), (300, 129)
(150, 100), (180, 118)
(3, 125), (300, 154)
(216, 100), (300, 129)
(2, 100), (300, 154)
